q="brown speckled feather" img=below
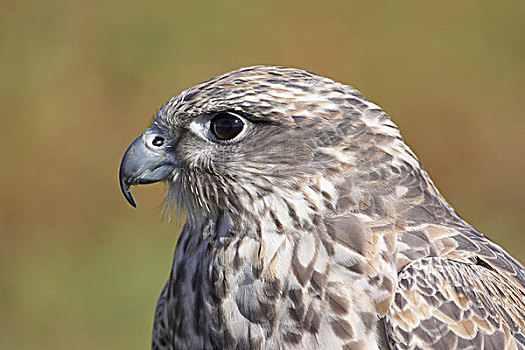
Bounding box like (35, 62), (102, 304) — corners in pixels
(119, 66), (525, 350)
(387, 257), (525, 349)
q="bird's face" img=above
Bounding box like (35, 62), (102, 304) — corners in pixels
(120, 66), (403, 223)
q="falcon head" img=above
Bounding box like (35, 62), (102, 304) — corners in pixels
(119, 66), (414, 224)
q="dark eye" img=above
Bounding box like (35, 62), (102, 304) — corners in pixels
(210, 112), (244, 140)
(152, 136), (165, 147)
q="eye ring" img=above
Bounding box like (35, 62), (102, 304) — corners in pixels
(210, 112), (244, 141)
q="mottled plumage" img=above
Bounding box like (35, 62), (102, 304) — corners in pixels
(119, 66), (525, 349)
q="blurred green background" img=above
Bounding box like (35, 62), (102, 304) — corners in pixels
(1, 0), (524, 348)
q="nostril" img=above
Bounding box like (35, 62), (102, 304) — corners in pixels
(152, 136), (165, 147)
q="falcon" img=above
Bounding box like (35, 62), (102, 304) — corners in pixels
(119, 66), (525, 349)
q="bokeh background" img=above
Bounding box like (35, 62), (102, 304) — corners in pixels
(1, 0), (524, 348)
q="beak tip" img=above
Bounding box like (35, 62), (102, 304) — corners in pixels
(121, 182), (137, 208)
(125, 191), (137, 208)
(119, 171), (138, 208)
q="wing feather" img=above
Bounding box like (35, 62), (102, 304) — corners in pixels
(386, 257), (525, 349)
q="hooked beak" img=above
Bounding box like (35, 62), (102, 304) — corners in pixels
(119, 128), (178, 207)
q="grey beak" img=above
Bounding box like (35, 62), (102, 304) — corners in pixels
(119, 128), (178, 207)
